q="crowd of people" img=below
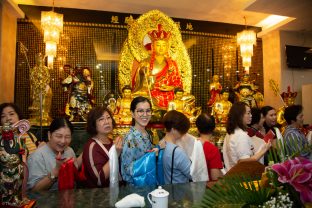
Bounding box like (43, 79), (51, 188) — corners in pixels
(0, 98), (311, 193)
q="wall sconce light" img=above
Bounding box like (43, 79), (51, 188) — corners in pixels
(237, 17), (256, 74)
(41, 0), (63, 68)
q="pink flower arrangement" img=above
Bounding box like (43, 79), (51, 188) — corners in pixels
(271, 157), (312, 203)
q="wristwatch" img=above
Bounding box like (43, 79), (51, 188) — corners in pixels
(48, 172), (58, 183)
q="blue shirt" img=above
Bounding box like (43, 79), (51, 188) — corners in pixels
(121, 126), (153, 184)
(283, 125), (310, 158)
(163, 142), (191, 184)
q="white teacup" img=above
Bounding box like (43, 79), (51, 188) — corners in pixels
(147, 186), (169, 208)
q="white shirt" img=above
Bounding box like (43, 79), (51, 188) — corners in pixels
(223, 128), (254, 172)
(250, 135), (265, 164)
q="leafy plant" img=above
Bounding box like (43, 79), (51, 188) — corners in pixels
(194, 176), (271, 208)
(268, 134), (312, 164)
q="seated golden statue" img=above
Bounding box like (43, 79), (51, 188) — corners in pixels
(277, 86), (297, 130)
(168, 88), (201, 122)
(253, 84), (264, 108)
(118, 10), (193, 112)
(62, 65), (94, 122)
(29, 53), (52, 126)
(115, 86), (133, 125)
(132, 24), (183, 109)
(207, 75), (222, 107)
(234, 74), (259, 107)
(212, 90), (232, 133)
(107, 96), (117, 115)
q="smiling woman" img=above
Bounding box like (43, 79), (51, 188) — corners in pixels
(27, 118), (76, 191)
(121, 96), (163, 185)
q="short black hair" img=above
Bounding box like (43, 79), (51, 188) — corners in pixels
(162, 110), (190, 134)
(261, 106), (274, 117)
(86, 106), (116, 136)
(49, 118), (74, 134)
(0, 103), (23, 120)
(284, 105), (303, 125)
(195, 113), (215, 134)
(250, 107), (262, 126)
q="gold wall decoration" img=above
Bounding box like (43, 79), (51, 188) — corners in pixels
(15, 16), (263, 119)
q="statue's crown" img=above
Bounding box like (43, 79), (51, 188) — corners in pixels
(281, 86), (297, 100)
(148, 24), (171, 41)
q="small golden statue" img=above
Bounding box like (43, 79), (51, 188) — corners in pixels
(106, 94), (118, 115)
(277, 86), (297, 130)
(212, 89), (232, 133)
(234, 74), (262, 108)
(253, 83), (265, 108)
(62, 65), (95, 122)
(115, 86), (133, 125)
(207, 75), (222, 107)
(168, 88), (201, 123)
(29, 53), (52, 126)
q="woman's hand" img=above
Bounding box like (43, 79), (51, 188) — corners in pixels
(261, 141), (272, 152)
(53, 152), (70, 177)
(114, 136), (123, 156)
(151, 147), (159, 156)
(158, 139), (166, 149)
(160, 84), (174, 92)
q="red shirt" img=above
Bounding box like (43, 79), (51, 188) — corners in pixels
(203, 141), (223, 181)
(82, 138), (113, 188)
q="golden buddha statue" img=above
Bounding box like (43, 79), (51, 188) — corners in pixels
(131, 24), (183, 109)
(29, 53), (52, 126)
(277, 86), (297, 130)
(168, 88), (201, 123)
(115, 86), (133, 125)
(207, 75), (222, 107)
(107, 97), (117, 115)
(253, 84), (264, 108)
(62, 65), (94, 122)
(212, 90), (232, 133)
(118, 10), (193, 112)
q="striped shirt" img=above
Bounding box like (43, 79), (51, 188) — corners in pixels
(283, 125), (310, 158)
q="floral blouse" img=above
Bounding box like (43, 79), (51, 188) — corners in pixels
(121, 126), (153, 184)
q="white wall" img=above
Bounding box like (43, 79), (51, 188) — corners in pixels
(280, 31), (312, 106)
(302, 84), (312, 125)
(262, 30), (312, 124)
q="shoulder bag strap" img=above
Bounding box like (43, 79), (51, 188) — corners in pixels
(171, 146), (178, 184)
(92, 138), (110, 158)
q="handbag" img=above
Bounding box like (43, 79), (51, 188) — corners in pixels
(132, 152), (157, 186)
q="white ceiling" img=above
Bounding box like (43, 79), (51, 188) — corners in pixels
(13, 0), (312, 33)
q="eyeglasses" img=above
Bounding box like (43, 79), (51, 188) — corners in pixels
(135, 109), (152, 116)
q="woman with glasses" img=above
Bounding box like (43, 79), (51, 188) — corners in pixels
(121, 96), (160, 185)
